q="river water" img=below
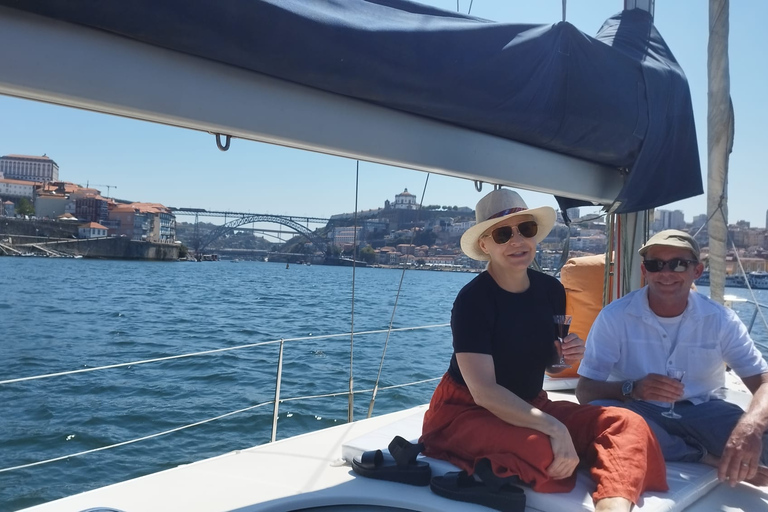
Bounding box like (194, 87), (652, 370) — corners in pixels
(1, 258), (767, 511)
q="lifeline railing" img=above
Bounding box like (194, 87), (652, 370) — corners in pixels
(0, 323), (449, 475)
(3, 297), (767, 475)
(740, 299), (768, 353)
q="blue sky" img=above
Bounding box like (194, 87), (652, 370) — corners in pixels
(1, 1), (766, 227)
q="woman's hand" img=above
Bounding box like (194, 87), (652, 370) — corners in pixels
(546, 421), (580, 479)
(457, 352), (580, 480)
(560, 333), (585, 365)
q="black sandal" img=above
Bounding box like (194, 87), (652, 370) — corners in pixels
(351, 435), (431, 486)
(430, 458), (526, 511)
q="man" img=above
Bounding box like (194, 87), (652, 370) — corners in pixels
(576, 229), (768, 487)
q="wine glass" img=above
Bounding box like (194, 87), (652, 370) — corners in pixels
(551, 315), (572, 369)
(661, 367), (685, 419)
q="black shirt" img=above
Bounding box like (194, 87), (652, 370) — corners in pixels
(447, 269), (566, 401)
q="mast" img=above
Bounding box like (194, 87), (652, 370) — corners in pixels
(707, 0), (733, 305)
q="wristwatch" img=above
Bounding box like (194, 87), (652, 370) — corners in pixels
(621, 380), (635, 399)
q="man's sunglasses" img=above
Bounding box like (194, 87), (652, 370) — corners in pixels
(642, 258), (698, 273)
(485, 221), (538, 244)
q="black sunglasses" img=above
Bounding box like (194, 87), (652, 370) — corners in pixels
(486, 221), (538, 244)
(643, 258), (698, 273)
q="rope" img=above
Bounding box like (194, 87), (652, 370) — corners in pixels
(554, 215), (571, 274)
(602, 213), (615, 307)
(0, 324), (450, 386)
(367, 173), (431, 418)
(616, 214), (622, 299)
(693, 190), (727, 240)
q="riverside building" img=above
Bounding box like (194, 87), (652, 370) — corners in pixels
(0, 154), (59, 183)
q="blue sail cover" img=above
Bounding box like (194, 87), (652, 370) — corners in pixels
(1, 0), (702, 213)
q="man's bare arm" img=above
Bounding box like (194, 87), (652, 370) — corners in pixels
(719, 372), (768, 485)
(575, 377), (625, 403)
(576, 375), (683, 404)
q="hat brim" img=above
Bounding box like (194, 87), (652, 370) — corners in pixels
(460, 206), (557, 261)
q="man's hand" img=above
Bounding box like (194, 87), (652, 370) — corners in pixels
(718, 420), (764, 486)
(632, 373), (683, 402)
(560, 333), (585, 365)
(546, 422), (580, 480)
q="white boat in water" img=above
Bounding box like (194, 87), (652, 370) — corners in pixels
(749, 272), (768, 290)
(726, 274), (749, 288)
(1, 1), (766, 511)
(697, 270), (768, 290)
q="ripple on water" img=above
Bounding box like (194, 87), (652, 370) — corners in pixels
(5, 260), (762, 510)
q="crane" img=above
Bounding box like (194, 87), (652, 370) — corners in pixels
(86, 182), (118, 198)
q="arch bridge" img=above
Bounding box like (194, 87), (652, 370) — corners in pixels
(170, 208), (330, 257)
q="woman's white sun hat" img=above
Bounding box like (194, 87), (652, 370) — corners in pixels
(460, 189), (557, 261)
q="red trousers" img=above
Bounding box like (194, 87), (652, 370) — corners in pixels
(420, 374), (668, 504)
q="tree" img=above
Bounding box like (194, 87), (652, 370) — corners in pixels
(413, 229), (437, 246)
(16, 198), (34, 216)
(359, 245), (376, 264)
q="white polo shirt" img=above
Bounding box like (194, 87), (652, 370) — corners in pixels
(579, 287), (768, 405)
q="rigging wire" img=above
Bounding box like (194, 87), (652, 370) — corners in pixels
(348, 161), (360, 423)
(0, 401), (275, 474)
(691, 187), (767, 342)
(367, 173), (431, 418)
(716, 207), (768, 337)
(0, 375), (443, 475)
(0, 324), (449, 386)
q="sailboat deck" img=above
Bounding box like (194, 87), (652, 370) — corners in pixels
(20, 383), (768, 512)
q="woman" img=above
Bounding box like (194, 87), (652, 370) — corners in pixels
(420, 189), (667, 512)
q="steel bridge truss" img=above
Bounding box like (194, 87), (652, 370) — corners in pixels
(195, 214), (328, 256)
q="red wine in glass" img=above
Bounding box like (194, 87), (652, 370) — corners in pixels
(551, 315), (572, 368)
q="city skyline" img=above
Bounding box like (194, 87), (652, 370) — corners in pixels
(0, 1), (766, 227)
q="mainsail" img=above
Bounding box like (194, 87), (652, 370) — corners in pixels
(707, 0), (734, 304)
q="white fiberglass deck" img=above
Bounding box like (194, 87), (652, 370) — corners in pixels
(19, 382), (768, 512)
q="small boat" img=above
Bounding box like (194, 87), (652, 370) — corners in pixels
(701, 270), (768, 290)
(748, 271), (768, 289)
(725, 274), (748, 288)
